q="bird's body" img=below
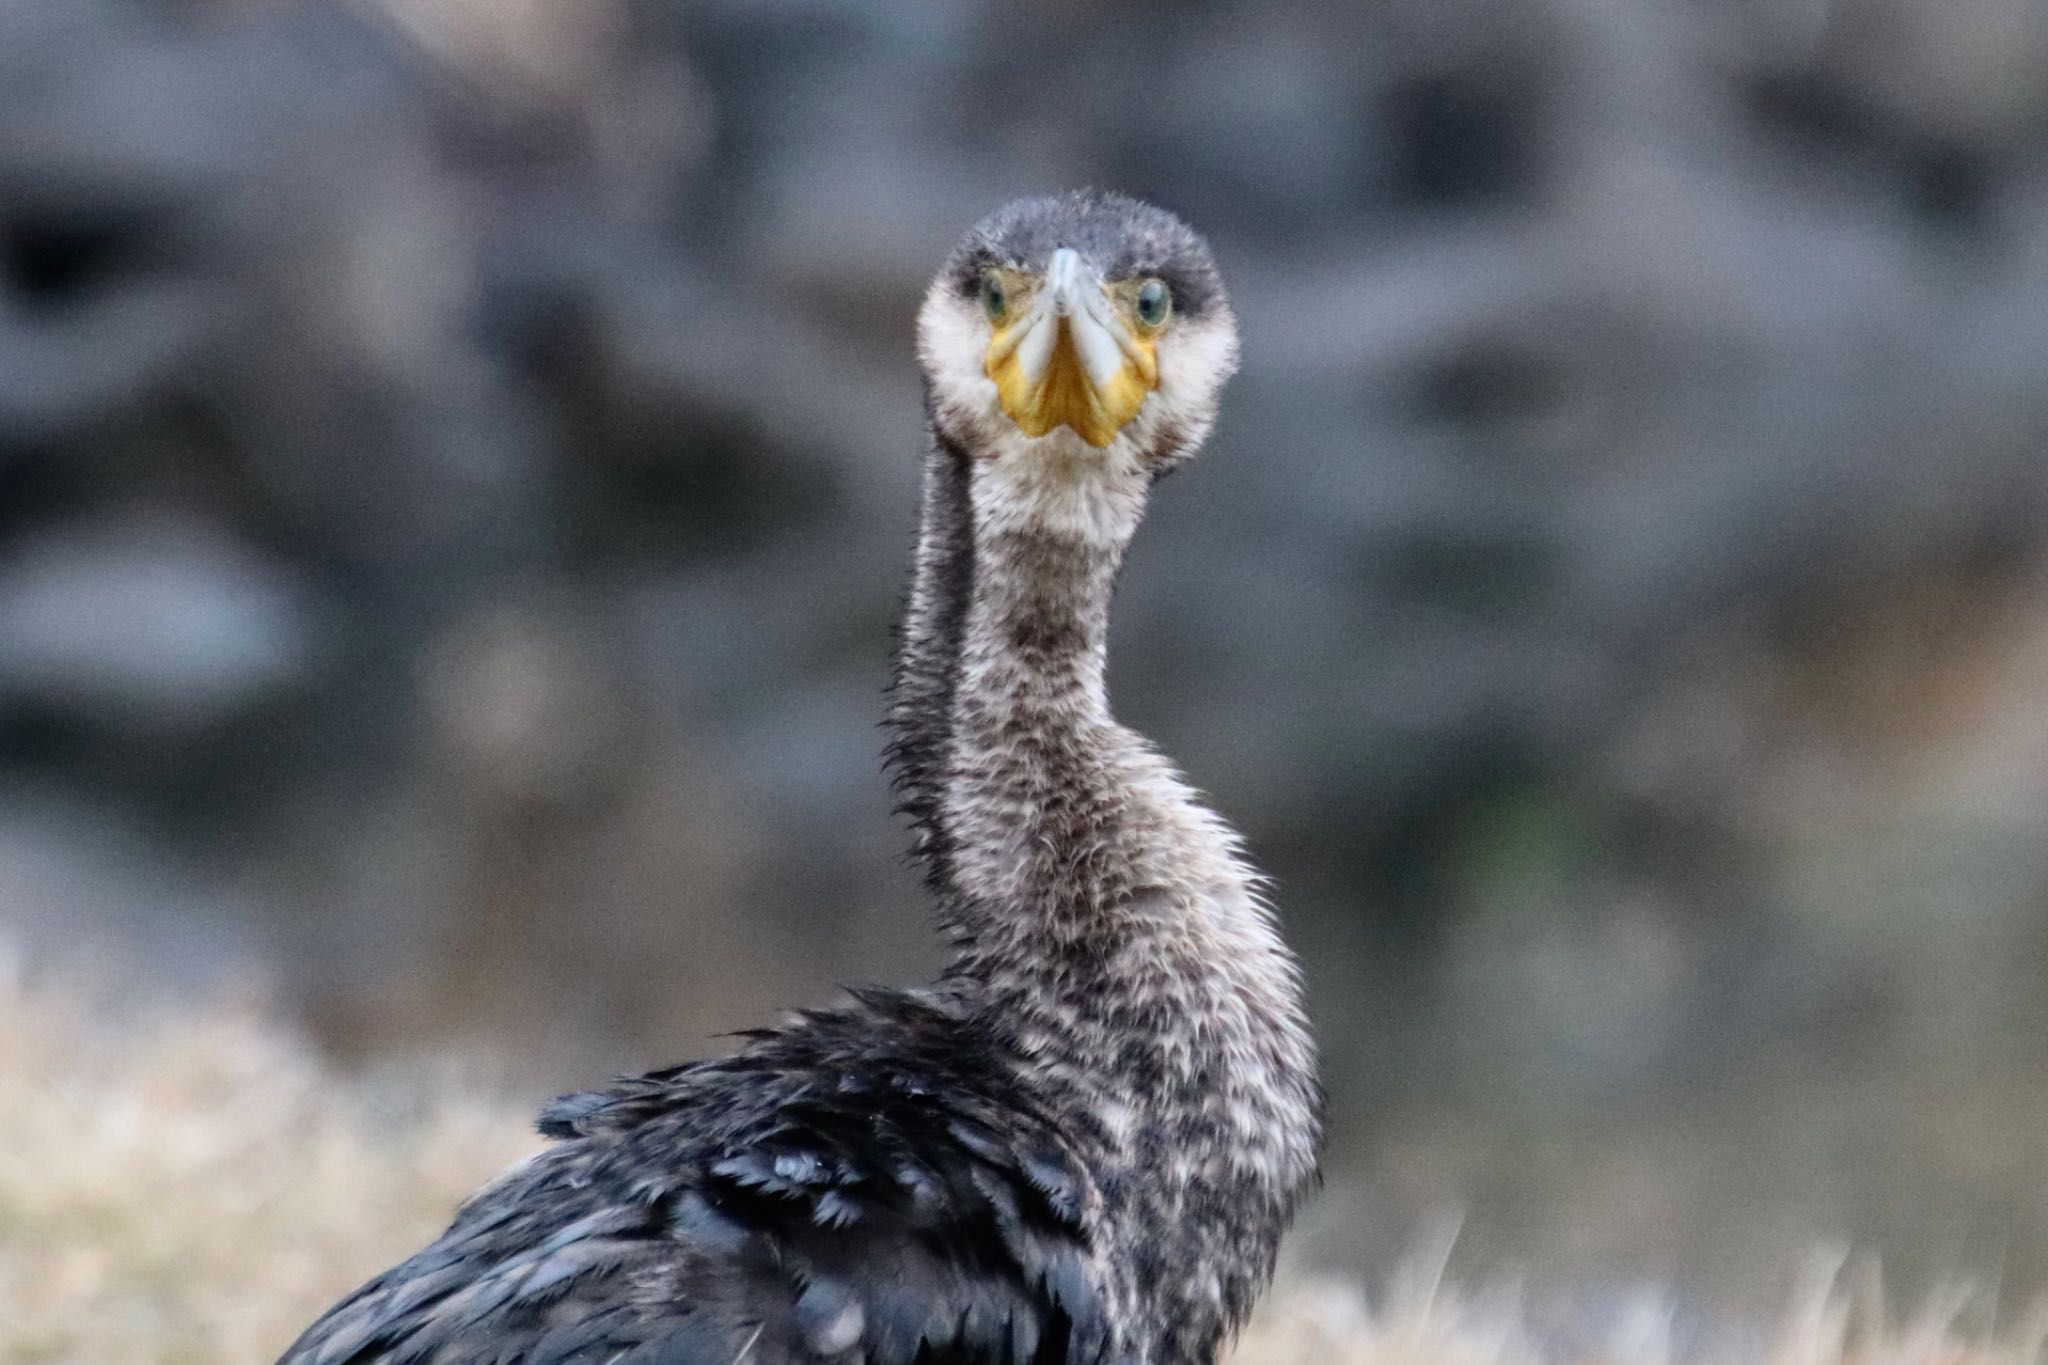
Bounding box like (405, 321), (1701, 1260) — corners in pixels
(280, 193), (1320, 1365)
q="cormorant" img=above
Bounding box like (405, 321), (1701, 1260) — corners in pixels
(278, 192), (1321, 1365)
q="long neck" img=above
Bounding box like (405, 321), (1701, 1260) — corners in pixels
(927, 446), (1321, 1358)
(926, 449), (1260, 976)
(884, 435), (976, 908)
(939, 454), (1145, 958)
(893, 439), (1321, 1361)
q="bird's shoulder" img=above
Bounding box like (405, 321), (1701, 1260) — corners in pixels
(278, 987), (1108, 1365)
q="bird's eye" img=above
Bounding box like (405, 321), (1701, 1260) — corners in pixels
(1135, 278), (1172, 330)
(980, 271), (1007, 324)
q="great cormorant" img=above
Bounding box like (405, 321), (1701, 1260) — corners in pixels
(278, 191), (1322, 1365)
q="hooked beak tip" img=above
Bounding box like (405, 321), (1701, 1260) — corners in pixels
(983, 245), (1156, 447)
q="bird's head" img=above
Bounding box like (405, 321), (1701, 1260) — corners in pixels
(919, 192), (1239, 479)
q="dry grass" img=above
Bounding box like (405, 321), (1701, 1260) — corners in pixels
(1239, 1256), (2048, 1365)
(0, 955), (538, 1364)
(1, 954), (2042, 1365)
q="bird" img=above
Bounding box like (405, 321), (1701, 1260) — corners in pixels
(277, 191), (1322, 1365)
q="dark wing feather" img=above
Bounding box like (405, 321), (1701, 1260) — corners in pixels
(276, 992), (1108, 1365)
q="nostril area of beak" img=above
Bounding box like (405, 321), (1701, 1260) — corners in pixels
(1048, 247), (1084, 316)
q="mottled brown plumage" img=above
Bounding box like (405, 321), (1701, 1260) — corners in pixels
(278, 191), (1319, 1365)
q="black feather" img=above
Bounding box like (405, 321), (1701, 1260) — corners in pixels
(276, 992), (1107, 1365)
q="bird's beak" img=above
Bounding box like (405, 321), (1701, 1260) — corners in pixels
(985, 248), (1159, 448)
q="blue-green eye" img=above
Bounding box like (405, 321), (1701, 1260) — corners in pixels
(980, 271), (1007, 324)
(1135, 278), (1171, 329)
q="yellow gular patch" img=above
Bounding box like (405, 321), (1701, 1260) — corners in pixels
(986, 311), (1159, 448)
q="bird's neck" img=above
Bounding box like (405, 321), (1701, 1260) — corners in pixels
(892, 435), (1320, 1356)
(885, 436), (977, 900)
(934, 444), (1148, 956)
(915, 442), (1303, 1031)
(889, 433), (1144, 934)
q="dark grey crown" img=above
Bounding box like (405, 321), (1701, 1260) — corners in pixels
(941, 190), (1228, 321)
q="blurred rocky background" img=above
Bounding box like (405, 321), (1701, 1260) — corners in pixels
(6, 0), (2048, 1321)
